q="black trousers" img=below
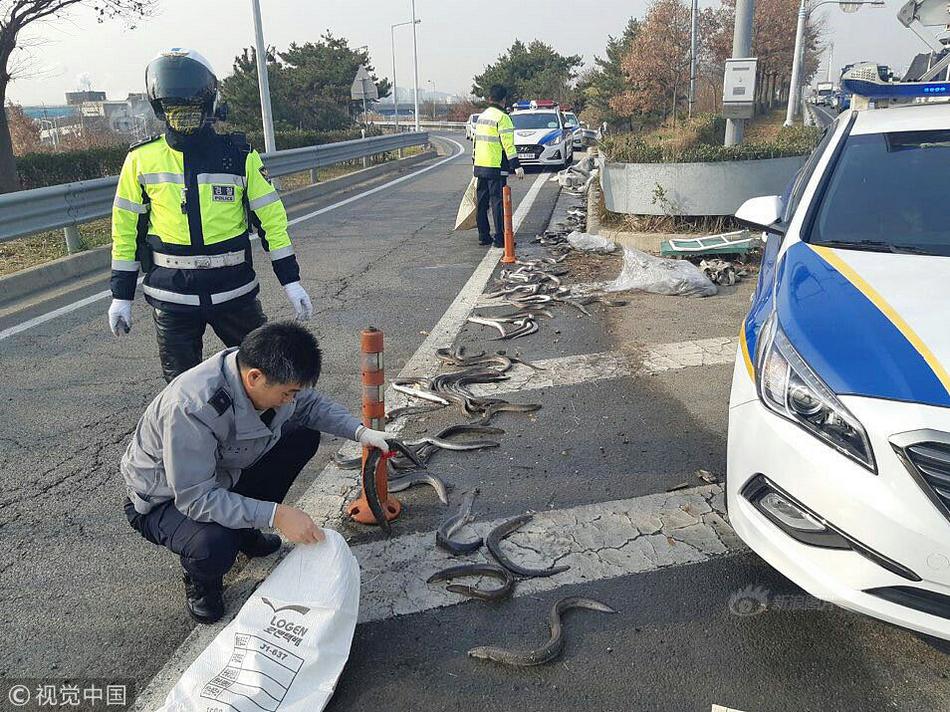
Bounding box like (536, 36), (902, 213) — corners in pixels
(152, 297), (267, 382)
(476, 174), (506, 244)
(123, 427), (321, 583)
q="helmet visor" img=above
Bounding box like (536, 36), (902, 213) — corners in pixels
(146, 55), (217, 105)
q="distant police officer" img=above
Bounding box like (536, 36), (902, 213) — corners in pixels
(121, 321), (391, 623)
(473, 84), (524, 247)
(108, 48), (314, 382)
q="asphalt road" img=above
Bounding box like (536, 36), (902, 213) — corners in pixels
(0, 135), (561, 691)
(320, 188), (950, 712)
(811, 104), (837, 129)
(3, 137), (949, 712)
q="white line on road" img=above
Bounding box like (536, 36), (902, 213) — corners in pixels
(287, 137), (465, 226)
(467, 337), (738, 397)
(131, 168), (553, 711)
(356, 484), (740, 623)
(0, 138), (466, 343)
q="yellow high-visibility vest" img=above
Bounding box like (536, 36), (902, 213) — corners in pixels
(473, 105), (518, 169)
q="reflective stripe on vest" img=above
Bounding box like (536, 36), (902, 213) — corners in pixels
(143, 277), (259, 306)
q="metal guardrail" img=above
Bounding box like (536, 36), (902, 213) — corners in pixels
(0, 131), (429, 245)
(374, 119), (465, 130)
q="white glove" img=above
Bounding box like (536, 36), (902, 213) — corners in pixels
(357, 426), (391, 453)
(108, 299), (133, 336)
(514, 167), (525, 180)
(283, 281), (313, 321)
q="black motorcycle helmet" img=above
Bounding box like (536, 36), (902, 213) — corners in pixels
(145, 49), (224, 125)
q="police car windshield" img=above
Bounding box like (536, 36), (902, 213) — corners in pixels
(809, 130), (950, 256)
(512, 112), (559, 130)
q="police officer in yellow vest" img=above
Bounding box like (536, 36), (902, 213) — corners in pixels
(108, 48), (314, 382)
(473, 85), (524, 246)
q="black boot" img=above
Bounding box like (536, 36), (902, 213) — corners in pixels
(238, 529), (282, 558)
(183, 573), (225, 624)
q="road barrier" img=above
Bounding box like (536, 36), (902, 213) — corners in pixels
(0, 131), (429, 248)
(374, 119), (465, 131)
(501, 185), (517, 264)
(348, 327), (401, 526)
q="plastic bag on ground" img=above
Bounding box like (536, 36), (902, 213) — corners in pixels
(454, 177), (478, 231)
(158, 529), (360, 712)
(605, 247), (717, 297)
(567, 231), (617, 254)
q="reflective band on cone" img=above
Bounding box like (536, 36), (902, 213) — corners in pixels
(348, 327), (401, 525)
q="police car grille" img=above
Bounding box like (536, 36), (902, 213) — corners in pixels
(905, 441), (950, 514)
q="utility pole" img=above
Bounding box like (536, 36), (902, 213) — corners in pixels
(250, 0), (277, 154)
(391, 24), (400, 132)
(410, 0), (421, 132)
(784, 0), (808, 126)
(724, 0), (755, 146)
(826, 41), (834, 82)
(689, 0), (699, 118)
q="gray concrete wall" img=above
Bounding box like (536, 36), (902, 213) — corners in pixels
(600, 155), (805, 216)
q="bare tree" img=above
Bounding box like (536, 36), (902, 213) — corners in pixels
(0, 0), (155, 193)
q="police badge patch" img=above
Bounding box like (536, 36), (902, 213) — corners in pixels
(212, 185), (236, 202)
(259, 165), (272, 184)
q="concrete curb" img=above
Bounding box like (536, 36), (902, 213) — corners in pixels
(0, 245), (111, 309)
(0, 151), (438, 309)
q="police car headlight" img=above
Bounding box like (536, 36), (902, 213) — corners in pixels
(756, 316), (876, 472)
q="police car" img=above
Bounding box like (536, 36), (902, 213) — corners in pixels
(729, 64), (950, 640)
(510, 100), (574, 169)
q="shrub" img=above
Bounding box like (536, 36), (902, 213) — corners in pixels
(244, 126), (383, 151)
(15, 146), (128, 189)
(13, 127), (390, 188)
(601, 123), (821, 164)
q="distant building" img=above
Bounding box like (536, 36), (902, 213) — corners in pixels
(65, 90), (106, 105)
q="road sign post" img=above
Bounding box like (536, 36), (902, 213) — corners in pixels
(351, 66), (379, 125)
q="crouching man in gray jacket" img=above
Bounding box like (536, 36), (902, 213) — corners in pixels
(121, 321), (390, 624)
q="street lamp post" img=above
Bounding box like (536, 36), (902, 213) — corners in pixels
(784, 0), (884, 127)
(250, 0), (277, 154)
(410, 0), (421, 132)
(689, 0), (698, 118)
(391, 19), (420, 133)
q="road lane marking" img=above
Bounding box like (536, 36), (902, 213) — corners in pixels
(287, 137), (466, 226)
(0, 139), (466, 343)
(131, 168), (553, 711)
(355, 484), (740, 622)
(467, 337), (738, 397)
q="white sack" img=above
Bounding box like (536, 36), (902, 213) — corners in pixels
(605, 247), (717, 297)
(454, 177), (478, 231)
(567, 231), (617, 253)
(158, 530), (360, 712)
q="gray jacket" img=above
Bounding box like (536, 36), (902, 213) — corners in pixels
(121, 348), (362, 530)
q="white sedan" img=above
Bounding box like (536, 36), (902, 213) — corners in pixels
(729, 76), (950, 640)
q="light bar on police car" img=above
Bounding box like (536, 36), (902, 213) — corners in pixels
(842, 62), (950, 100)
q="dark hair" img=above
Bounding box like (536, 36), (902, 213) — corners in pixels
(489, 84), (508, 103)
(237, 321), (322, 386)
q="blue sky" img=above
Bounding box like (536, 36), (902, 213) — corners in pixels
(7, 0), (927, 105)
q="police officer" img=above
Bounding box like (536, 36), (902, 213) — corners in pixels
(108, 48), (314, 382)
(473, 84), (524, 247)
(121, 321), (390, 624)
